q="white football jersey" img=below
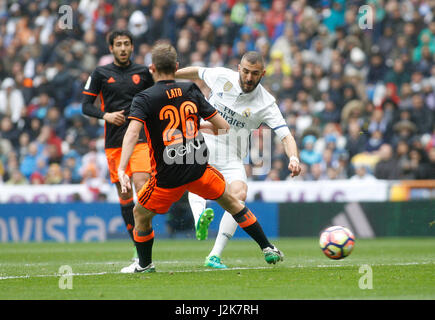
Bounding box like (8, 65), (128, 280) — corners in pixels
(198, 67), (290, 164)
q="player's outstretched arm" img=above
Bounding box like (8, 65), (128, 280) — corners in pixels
(281, 134), (301, 177)
(175, 66), (201, 80)
(118, 119), (143, 193)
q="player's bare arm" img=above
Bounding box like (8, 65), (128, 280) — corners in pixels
(200, 113), (230, 135)
(118, 119), (143, 193)
(281, 134), (301, 177)
(174, 66), (201, 80)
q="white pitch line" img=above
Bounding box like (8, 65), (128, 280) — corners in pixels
(0, 266), (271, 280)
(1, 261), (433, 281)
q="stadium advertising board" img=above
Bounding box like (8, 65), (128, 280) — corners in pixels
(246, 180), (390, 202)
(0, 180), (390, 204)
(279, 201), (435, 238)
(0, 203), (166, 242)
(0, 202), (277, 242)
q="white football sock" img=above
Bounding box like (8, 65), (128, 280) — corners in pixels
(208, 204), (242, 258)
(188, 192), (207, 227)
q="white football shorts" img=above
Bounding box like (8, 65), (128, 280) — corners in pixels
(211, 160), (247, 185)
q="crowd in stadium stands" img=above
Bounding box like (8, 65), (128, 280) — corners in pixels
(0, 0), (435, 187)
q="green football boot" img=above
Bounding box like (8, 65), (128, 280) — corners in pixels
(204, 255), (227, 269)
(195, 208), (214, 240)
(263, 246), (284, 264)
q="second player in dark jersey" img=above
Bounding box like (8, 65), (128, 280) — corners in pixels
(81, 30), (154, 262)
(82, 59), (154, 149)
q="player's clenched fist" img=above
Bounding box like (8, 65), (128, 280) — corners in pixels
(288, 157), (301, 178)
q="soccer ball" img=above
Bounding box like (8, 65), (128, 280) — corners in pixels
(319, 226), (355, 260)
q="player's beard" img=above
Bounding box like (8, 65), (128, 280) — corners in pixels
(114, 53), (131, 67)
(239, 75), (261, 93)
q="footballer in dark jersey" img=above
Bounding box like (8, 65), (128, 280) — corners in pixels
(81, 30), (154, 257)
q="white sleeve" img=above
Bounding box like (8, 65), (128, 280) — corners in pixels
(198, 67), (228, 89)
(260, 103), (291, 140)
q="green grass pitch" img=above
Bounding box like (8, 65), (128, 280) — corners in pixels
(0, 238), (434, 300)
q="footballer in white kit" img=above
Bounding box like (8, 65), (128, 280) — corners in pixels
(199, 65), (291, 182)
(175, 52), (301, 268)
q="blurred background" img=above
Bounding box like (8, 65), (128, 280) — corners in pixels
(0, 0), (434, 241)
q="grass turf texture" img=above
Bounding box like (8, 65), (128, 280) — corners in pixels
(0, 238), (434, 300)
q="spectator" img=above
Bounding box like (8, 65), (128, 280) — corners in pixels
(0, 116), (20, 147)
(45, 107), (67, 139)
(367, 52), (387, 85)
(128, 10), (148, 45)
(62, 149), (82, 180)
(6, 168), (28, 185)
(300, 135), (322, 167)
(0, 78), (25, 124)
(374, 144), (400, 179)
(350, 164), (376, 181)
(44, 163), (63, 184)
(19, 141), (40, 179)
(27, 91), (55, 120)
(29, 171), (45, 185)
(391, 119), (417, 148)
(145, 5), (167, 45)
(420, 147), (435, 179)
(410, 93), (433, 135)
(305, 163), (326, 181)
(408, 147), (429, 179)
(365, 129), (385, 152)
(309, 38), (332, 72)
(319, 99), (341, 125)
(384, 58), (411, 94)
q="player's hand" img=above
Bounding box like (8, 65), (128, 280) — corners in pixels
(118, 168), (131, 194)
(288, 159), (301, 178)
(103, 110), (125, 126)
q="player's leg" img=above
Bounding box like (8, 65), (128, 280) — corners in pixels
(120, 203), (157, 273)
(188, 192), (214, 240)
(208, 180), (246, 261)
(215, 188), (284, 264)
(115, 182), (136, 241)
(188, 165), (283, 265)
(121, 177), (186, 273)
(106, 148), (137, 247)
(127, 143), (152, 260)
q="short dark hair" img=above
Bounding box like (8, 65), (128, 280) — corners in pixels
(151, 42), (177, 74)
(241, 51), (264, 68)
(107, 30), (134, 46)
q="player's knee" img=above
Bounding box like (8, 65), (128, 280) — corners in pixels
(218, 191), (244, 214)
(133, 205), (153, 228)
(132, 173), (150, 193)
(228, 182), (248, 202)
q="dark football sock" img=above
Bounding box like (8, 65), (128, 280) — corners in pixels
(120, 199), (135, 241)
(232, 206), (272, 250)
(133, 228), (154, 268)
